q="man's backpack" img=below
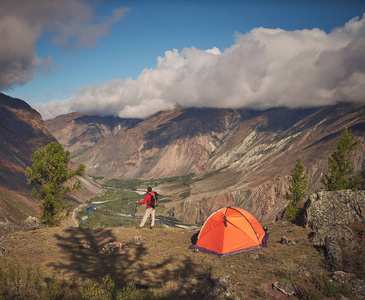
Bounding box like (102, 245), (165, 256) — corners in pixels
(149, 191), (158, 208)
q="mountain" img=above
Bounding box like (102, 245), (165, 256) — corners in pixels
(45, 113), (143, 155)
(46, 103), (365, 224)
(0, 93), (103, 224)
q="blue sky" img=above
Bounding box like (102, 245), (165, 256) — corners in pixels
(1, 0), (365, 119)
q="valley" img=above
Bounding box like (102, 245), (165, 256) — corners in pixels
(1, 92), (365, 227)
(46, 103), (365, 225)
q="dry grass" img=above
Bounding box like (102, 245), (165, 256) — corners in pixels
(0, 221), (341, 299)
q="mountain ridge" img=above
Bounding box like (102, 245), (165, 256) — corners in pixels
(0, 93), (103, 224)
(45, 102), (365, 224)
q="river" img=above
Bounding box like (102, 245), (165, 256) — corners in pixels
(84, 197), (198, 230)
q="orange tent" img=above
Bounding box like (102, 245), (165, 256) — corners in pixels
(190, 206), (268, 257)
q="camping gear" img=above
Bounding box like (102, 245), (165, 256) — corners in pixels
(149, 191), (158, 208)
(190, 206), (268, 257)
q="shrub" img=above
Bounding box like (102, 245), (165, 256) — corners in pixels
(297, 274), (354, 299)
(180, 191), (191, 199)
(0, 258), (67, 299)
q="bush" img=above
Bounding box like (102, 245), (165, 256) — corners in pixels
(0, 258), (68, 299)
(285, 203), (303, 223)
(180, 191), (191, 199)
(297, 274), (354, 299)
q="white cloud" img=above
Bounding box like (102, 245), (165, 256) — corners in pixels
(0, 0), (128, 90)
(34, 13), (365, 119)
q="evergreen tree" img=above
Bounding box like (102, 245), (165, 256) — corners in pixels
(285, 156), (311, 222)
(25, 142), (86, 226)
(321, 128), (362, 191)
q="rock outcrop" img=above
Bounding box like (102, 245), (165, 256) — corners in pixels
(303, 190), (365, 278)
(0, 216), (45, 238)
(303, 190), (365, 246)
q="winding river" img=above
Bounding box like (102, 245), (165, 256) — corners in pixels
(84, 196), (198, 230)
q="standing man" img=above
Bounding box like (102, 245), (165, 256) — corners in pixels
(136, 187), (155, 229)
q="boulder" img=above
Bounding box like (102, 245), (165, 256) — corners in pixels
(129, 236), (146, 246)
(102, 242), (126, 254)
(280, 236), (296, 245)
(19, 216), (45, 231)
(80, 240), (92, 249)
(272, 282), (298, 296)
(297, 267), (310, 277)
(331, 271), (356, 284)
(249, 253), (262, 260)
(303, 190), (365, 246)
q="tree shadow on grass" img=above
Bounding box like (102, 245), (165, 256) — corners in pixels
(155, 256), (218, 299)
(50, 227), (146, 285)
(50, 228), (220, 299)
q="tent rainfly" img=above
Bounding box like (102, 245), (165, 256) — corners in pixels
(190, 206), (268, 257)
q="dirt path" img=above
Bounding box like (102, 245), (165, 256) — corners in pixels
(72, 203), (88, 226)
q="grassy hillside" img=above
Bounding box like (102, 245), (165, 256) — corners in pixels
(0, 221), (359, 299)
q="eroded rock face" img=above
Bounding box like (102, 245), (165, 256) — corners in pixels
(45, 103), (365, 224)
(303, 190), (365, 246)
(325, 236), (343, 271)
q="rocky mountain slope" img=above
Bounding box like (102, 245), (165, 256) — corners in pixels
(0, 93), (57, 223)
(45, 113), (142, 155)
(46, 103), (365, 224)
(0, 93), (103, 224)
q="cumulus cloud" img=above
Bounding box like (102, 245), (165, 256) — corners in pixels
(0, 0), (128, 90)
(36, 14), (365, 120)
(35, 13), (365, 119)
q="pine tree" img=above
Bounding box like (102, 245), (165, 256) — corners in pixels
(285, 156), (311, 222)
(25, 142), (86, 226)
(321, 128), (362, 191)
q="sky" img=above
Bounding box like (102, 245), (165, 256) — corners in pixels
(1, 0), (365, 120)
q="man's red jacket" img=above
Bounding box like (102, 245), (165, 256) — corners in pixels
(138, 192), (153, 208)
